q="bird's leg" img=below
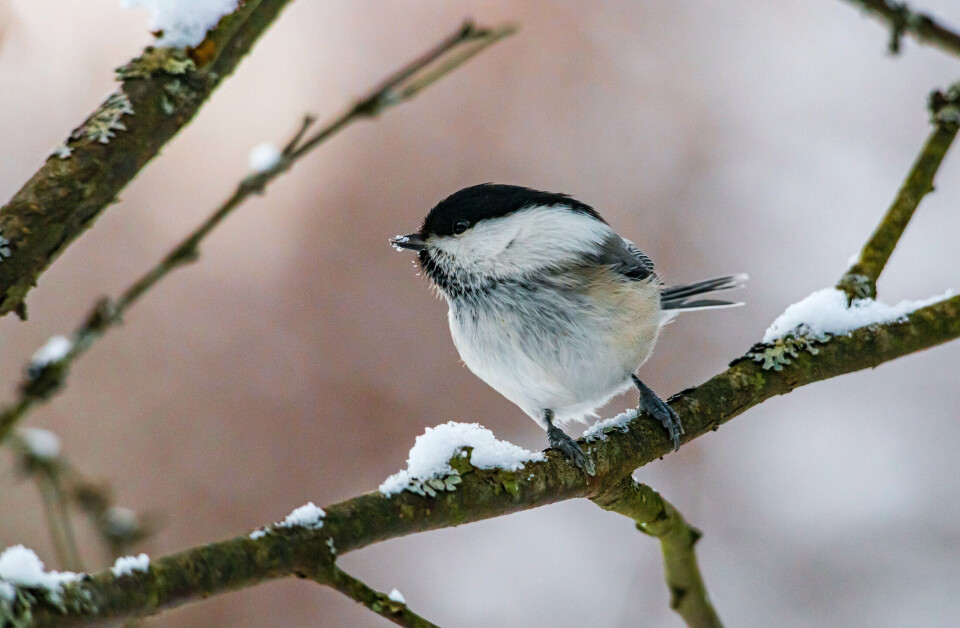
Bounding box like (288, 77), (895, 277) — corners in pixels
(544, 409), (596, 476)
(632, 375), (683, 451)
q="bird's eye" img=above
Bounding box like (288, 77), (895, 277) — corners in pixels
(453, 219), (470, 235)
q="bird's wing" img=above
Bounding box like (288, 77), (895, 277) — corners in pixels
(594, 236), (656, 281)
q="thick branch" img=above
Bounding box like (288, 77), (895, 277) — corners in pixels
(23, 293), (960, 625)
(843, 0), (960, 56)
(593, 478), (722, 628)
(0, 22), (517, 445)
(0, 0), (295, 319)
(838, 84), (960, 299)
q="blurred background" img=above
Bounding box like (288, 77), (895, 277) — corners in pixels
(1, 1), (959, 626)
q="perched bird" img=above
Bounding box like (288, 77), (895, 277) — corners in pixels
(391, 184), (745, 475)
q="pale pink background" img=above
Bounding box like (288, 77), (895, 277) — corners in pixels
(1, 1), (959, 626)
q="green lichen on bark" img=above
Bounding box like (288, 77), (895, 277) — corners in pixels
(116, 47), (197, 80)
(742, 333), (829, 371)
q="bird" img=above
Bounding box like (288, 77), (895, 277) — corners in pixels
(391, 184), (745, 475)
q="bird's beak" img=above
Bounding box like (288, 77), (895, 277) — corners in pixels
(390, 233), (427, 252)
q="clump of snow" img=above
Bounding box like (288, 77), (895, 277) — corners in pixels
(0, 581), (14, 602)
(30, 336), (73, 370)
(583, 409), (637, 442)
(276, 502), (325, 530)
(122, 0), (241, 47)
(19, 428), (61, 460)
(103, 506), (139, 537)
(763, 288), (954, 343)
(379, 422), (545, 496)
(249, 529), (267, 540)
(0, 545), (80, 592)
(388, 588), (406, 604)
(110, 554), (149, 577)
(248, 142), (283, 173)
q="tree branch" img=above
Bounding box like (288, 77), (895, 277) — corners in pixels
(0, 21), (517, 445)
(19, 291), (960, 625)
(842, 0), (960, 56)
(837, 83), (960, 299)
(318, 565), (440, 628)
(0, 0), (297, 319)
(592, 478), (722, 628)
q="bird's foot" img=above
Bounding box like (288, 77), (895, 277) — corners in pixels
(633, 375), (684, 451)
(547, 424), (596, 476)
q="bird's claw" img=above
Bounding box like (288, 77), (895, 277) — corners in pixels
(547, 425), (596, 476)
(641, 395), (683, 451)
(634, 376), (683, 451)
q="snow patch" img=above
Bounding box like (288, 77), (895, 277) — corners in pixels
(19, 428), (61, 460)
(103, 506), (138, 537)
(379, 422), (545, 496)
(763, 288), (954, 343)
(0, 545), (81, 592)
(276, 502), (325, 530)
(388, 588), (406, 604)
(0, 581), (14, 602)
(30, 336), (73, 369)
(122, 0), (240, 47)
(248, 142), (282, 173)
(249, 529), (267, 540)
(583, 409), (637, 442)
(110, 554), (149, 577)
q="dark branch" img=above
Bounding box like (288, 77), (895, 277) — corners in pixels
(842, 0), (960, 57)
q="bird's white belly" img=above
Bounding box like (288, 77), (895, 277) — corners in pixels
(447, 279), (660, 427)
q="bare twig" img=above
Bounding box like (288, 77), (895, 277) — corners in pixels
(319, 565), (440, 628)
(9, 432), (151, 568)
(593, 479), (722, 628)
(0, 21), (517, 446)
(837, 82), (959, 299)
(842, 0), (960, 57)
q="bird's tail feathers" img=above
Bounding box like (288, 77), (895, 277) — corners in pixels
(660, 274), (747, 319)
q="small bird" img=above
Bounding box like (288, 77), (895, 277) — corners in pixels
(391, 184), (745, 475)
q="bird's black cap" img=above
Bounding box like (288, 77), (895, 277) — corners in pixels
(420, 184), (605, 237)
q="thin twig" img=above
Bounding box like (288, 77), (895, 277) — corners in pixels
(320, 565), (441, 628)
(842, 0), (960, 57)
(0, 21), (517, 446)
(593, 478), (722, 628)
(8, 432), (149, 568)
(36, 474), (82, 572)
(837, 82), (959, 300)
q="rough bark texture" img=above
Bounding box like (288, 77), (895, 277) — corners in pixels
(0, 0), (293, 319)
